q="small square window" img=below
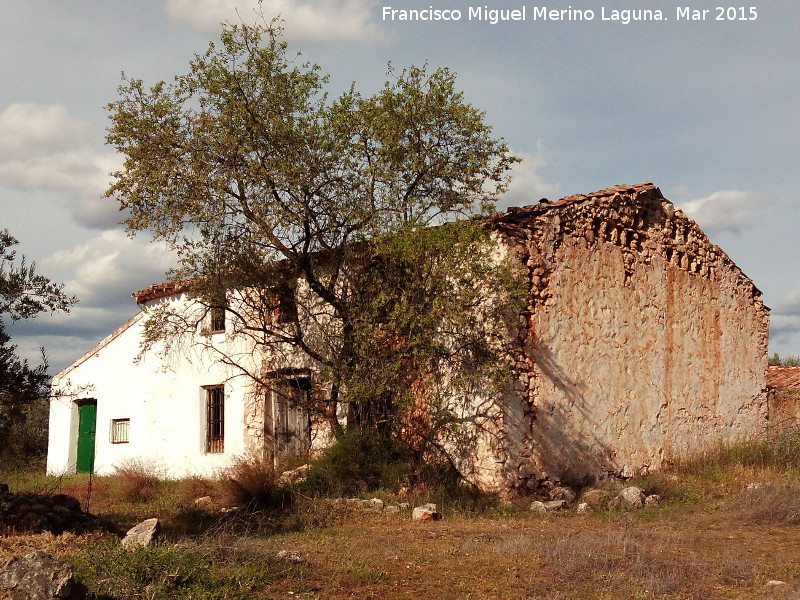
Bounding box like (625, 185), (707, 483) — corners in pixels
(110, 418), (130, 444)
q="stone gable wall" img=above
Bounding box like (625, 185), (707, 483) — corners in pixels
(494, 184), (769, 490)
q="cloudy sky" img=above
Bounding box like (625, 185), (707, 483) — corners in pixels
(3, 0), (799, 373)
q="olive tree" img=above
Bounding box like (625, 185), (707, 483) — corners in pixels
(0, 229), (77, 462)
(106, 20), (522, 477)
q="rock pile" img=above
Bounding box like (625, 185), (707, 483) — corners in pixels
(0, 483), (113, 535)
(529, 485), (661, 514)
(335, 497), (411, 516)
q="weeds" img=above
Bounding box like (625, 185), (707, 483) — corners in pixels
(670, 429), (800, 477)
(110, 458), (167, 503)
(734, 481), (800, 525)
(215, 451), (288, 509)
(68, 533), (297, 600)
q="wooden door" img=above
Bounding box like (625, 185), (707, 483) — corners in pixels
(76, 401), (97, 473)
(273, 378), (311, 457)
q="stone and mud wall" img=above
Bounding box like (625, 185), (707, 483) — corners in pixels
(490, 183), (769, 491)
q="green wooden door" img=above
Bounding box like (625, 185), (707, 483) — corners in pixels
(76, 402), (97, 473)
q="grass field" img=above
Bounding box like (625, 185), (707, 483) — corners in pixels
(3, 436), (800, 599)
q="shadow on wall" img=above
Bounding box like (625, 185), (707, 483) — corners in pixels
(526, 340), (619, 486)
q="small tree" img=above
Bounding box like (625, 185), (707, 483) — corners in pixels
(106, 20), (522, 479)
(0, 230), (77, 464)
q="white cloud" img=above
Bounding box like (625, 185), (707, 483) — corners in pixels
(763, 288), (800, 346)
(679, 189), (769, 236)
(0, 103), (123, 229)
(0, 103), (91, 160)
(164, 0), (386, 43)
(499, 145), (560, 209)
(43, 230), (176, 310)
(771, 314), (800, 338)
(5, 230), (179, 372)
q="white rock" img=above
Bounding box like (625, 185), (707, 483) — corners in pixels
(412, 503), (440, 521)
(612, 486), (645, 510)
(529, 501), (547, 515)
(121, 518), (161, 548)
(194, 496), (213, 509)
(276, 550), (305, 564)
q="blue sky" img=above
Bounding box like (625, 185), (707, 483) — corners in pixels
(3, 0), (799, 373)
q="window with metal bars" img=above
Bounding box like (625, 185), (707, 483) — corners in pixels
(110, 418), (130, 443)
(210, 306), (225, 332)
(205, 385), (224, 453)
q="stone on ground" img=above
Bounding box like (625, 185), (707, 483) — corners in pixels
(121, 518), (161, 548)
(0, 551), (87, 600)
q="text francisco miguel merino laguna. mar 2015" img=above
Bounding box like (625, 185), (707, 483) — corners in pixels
(381, 6), (759, 25)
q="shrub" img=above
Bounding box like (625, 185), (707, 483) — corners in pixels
(215, 451), (287, 508)
(110, 458), (167, 503)
(300, 429), (410, 497)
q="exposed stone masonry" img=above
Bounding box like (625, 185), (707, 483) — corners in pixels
(486, 183), (770, 491)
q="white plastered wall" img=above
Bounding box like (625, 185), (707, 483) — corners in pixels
(47, 293), (254, 478)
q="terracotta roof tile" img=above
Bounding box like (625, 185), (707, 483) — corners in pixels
(767, 366), (800, 390)
(132, 279), (191, 304)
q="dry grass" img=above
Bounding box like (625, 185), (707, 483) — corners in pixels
(5, 432), (800, 598)
(214, 452), (281, 507)
(4, 498), (800, 599)
(109, 457), (168, 503)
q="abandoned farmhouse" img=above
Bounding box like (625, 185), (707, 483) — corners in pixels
(47, 182), (771, 492)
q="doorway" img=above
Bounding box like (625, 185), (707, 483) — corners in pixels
(76, 400), (97, 473)
(270, 377), (311, 458)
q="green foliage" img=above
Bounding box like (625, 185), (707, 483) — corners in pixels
(0, 229), (77, 464)
(342, 220), (525, 434)
(1, 229), (77, 320)
(107, 15), (523, 479)
(769, 352), (800, 366)
(301, 429), (411, 497)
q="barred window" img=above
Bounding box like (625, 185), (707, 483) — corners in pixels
(110, 418), (130, 444)
(210, 307), (226, 332)
(205, 386), (224, 453)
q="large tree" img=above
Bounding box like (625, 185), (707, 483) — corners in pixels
(0, 229), (77, 461)
(106, 20), (522, 471)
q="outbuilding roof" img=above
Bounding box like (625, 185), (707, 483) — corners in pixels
(767, 366), (800, 390)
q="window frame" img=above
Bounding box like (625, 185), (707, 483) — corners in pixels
(205, 385), (225, 453)
(210, 306), (226, 333)
(110, 418), (130, 444)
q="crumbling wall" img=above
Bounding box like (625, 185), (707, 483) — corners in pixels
(767, 387), (800, 430)
(495, 183), (769, 490)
